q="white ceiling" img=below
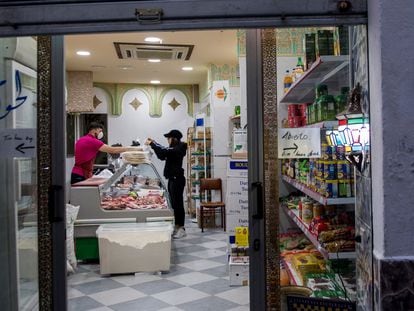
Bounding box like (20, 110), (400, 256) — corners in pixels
(65, 30), (238, 85)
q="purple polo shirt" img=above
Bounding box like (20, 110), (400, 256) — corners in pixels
(72, 134), (104, 178)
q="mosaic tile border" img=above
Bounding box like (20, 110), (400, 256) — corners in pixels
(261, 28), (280, 311)
(37, 36), (53, 310)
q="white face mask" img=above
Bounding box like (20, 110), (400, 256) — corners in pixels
(97, 131), (104, 140)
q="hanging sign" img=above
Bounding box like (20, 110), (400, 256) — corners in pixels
(0, 128), (36, 158)
(278, 128), (321, 158)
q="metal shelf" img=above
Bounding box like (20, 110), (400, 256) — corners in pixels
(282, 175), (355, 205)
(280, 56), (349, 104)
(282, 205), (356, 260)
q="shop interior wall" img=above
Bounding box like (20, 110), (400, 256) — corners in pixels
(65, 87), (194, 203)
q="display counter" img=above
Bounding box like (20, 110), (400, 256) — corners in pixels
(70, 162), (174, 238)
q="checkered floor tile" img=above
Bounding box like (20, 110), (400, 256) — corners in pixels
(68, 219), (250, 310)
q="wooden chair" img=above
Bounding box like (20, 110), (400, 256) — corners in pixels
(199, 178), (226, 232)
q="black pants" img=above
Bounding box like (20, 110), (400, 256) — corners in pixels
(71, 173), (85, 185)
(168, 175), (186, 227)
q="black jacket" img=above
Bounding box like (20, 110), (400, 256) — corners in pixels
(150, 141), (187, 179)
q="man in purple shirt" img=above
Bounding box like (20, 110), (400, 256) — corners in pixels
(71, 122), (133, 184)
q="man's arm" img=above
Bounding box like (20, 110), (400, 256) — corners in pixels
(99, 145), (137, 154)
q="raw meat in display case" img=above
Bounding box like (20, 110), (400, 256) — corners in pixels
(70, 162), (174, 240)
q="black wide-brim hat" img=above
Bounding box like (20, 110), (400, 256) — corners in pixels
(164, 129), (183, 140)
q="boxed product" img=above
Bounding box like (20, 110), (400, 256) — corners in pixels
(292, 253), (324, 283)
(235, 226), (249, 246)
(96, 222), (173, 275)
(229, 256), (249, 286)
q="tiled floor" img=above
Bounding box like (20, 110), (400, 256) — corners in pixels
(68, 221), (250, 311)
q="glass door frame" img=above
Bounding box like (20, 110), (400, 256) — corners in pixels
(0, 2), (368, 310)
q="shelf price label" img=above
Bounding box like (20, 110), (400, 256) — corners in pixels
(278, 128), (321, 159)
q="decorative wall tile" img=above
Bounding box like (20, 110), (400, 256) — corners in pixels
(237, 30), (246, 57)
(93, 95), (102, 109)
(94, 83), (197, 117)
(261, 28), (280, 310)
(167, 97), (181, 110)
(67, 71), (94, 112)
(128, 97), (143, 111)
(208, 64), (239, 88)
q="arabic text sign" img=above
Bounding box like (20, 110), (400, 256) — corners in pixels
(278, 128), (321, 158)
(0, 128), (36, 158)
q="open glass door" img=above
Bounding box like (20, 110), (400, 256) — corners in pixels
(0, 38), (39, 310)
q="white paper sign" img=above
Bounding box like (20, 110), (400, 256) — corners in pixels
(278, 128), (321, 158)
(0, 128), (36, 158)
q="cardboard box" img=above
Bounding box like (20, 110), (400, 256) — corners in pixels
(96, 222), (173, 275)
(226, 213), (249, 235)
(227, 159), (248, 177)
(226, 177), (248, 198)
(229, 256), (249, 286)
(226, 197), (249, 215)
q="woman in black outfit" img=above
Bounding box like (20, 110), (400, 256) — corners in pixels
(145, 129), (187, 239)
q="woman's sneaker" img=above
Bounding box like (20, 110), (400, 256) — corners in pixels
(173, 227), (186, 239)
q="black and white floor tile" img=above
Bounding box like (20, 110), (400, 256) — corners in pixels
(68, 221), (250, 311)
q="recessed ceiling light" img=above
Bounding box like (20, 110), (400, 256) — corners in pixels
(118, 65), (133, 70)
(182, 67), (193, 71)
(76, 50), (90, 56)
(144, 37), (162, 43)
(150, 80), (161, 84)
(148, 59), (161, 63)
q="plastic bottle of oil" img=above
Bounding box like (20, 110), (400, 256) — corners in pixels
(283, 70), (293, 93)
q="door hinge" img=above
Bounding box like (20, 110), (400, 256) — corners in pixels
(135, 8), (163, 24)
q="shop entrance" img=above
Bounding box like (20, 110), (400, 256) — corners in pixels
(0, 2), (369, 311)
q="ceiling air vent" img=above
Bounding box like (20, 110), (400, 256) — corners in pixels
(114, 42), (194, 61)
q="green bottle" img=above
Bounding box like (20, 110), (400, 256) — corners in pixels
(296, 57), (304, 70)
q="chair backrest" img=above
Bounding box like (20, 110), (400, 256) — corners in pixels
(199, 178), (222, 202)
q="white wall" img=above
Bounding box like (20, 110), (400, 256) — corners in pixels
(369, 0), (414, 258)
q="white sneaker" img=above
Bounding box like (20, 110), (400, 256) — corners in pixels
(173, 228), (187, 239)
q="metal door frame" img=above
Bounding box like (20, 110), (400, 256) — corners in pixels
(0, 1), (367, 310)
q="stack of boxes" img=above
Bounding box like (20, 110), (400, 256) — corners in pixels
(229, 227), (249, 286)
(225, 159), (249, 286)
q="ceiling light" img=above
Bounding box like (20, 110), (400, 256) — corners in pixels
(76, 50), (91, 56)
(144, 37), (162, 43)
(150, 80), (161, 84)
(148, 59), (161, 63)
(182, 67), (193, 71)
(118, 65), (133, 70)
(91, 65), (106, 69)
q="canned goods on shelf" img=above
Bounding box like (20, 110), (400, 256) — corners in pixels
(336, 146), (346, 160)
(302, 200), (314, 224)
(325, 180), (338, 198)
(337, 160), (351, 180)
(313, 203), (324, 218)
(324, 161), (337, 180)
(338, 179), (352, 197)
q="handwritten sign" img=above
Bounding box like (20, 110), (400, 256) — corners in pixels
(0, 128), (36, 158)
(278, 128), (321, 158)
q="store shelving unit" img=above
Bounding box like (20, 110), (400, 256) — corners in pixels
(279, 54), (357, 296)
(280, 55), (349, 104)
(187, 114), (211, 221)
(282, 175), (355, 205)
(282, 205), (356, 260)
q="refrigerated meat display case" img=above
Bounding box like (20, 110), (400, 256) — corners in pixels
(70, 161), (174, 259)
